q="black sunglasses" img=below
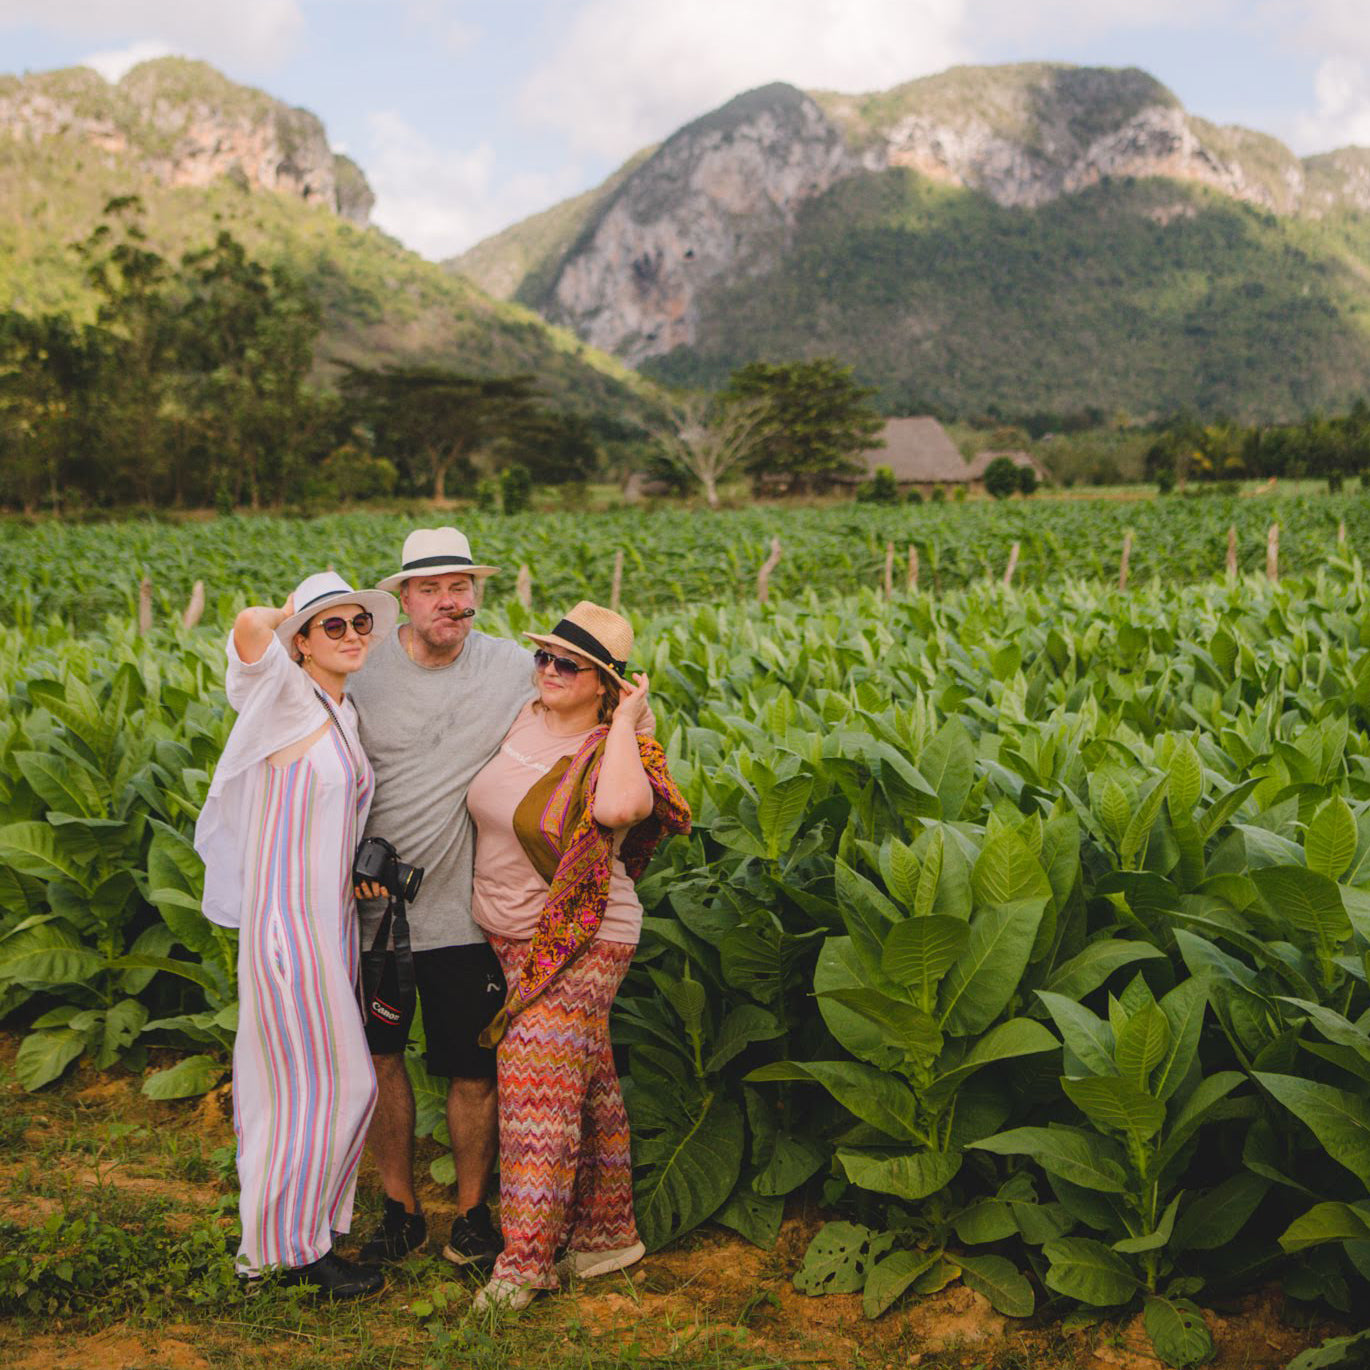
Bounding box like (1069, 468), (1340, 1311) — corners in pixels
(312, 611), (374, 640)
(534, 648), (595, 680)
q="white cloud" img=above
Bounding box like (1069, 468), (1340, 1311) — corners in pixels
(1258, 0), (1370, 63)
(80, 39), (175, 83)
(365, 109), (583, 258)
(518, 0), (971, 161)
(1292, 57), (1370, 152)
(0, 1), (304, 68)
(402, 0), (480, 56)
(965, 0), (1237, 45)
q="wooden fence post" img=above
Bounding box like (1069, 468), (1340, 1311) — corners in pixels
(1267, 523), (1279, 582)
(516, 564), (532, 609)
(609, 549), (623, 612)
(137, 577), (152, 636)
(182, 580), (205, 630)
(757, 537), (782, 605)
(1002, 542), (1020, 588)
(1119, 530), (1133, 592)
(1226, 525), (1238, 579)
(883, 541), (895, 601)
(907, 544), (919, 593)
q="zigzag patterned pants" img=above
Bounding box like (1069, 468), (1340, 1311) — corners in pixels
(487, 934), (639, 1289)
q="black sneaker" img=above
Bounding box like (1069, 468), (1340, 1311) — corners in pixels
(441, 1202), (502, 1268)
(358, 1198), (428, 1264)
(282, 1250), (384, 1299)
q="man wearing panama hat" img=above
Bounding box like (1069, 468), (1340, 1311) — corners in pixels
(347, 528), (535, 1271)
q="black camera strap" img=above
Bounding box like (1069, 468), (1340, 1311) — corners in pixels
(310, 690), (418, 1026)
(361, 892), (415, 1025)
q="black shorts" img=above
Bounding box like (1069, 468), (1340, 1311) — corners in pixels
(364, 942), (506, 1080)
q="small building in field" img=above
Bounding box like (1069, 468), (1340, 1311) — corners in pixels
(852, 420), (1050, 495)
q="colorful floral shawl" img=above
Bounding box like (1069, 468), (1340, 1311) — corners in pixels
(477, 727), (690, 1047)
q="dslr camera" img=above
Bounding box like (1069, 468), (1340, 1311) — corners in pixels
(354, 836), (424, 904)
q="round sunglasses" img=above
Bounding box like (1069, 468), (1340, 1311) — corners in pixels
(533, 648), (595, 680)
(311, 611), (375, 640)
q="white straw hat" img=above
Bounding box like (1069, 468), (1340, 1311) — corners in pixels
(376, 527), (500, 593)
(276, 571), (399, 651)
(526, 601), (635, 688)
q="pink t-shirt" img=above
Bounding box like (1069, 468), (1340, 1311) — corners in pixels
(468, 703), (644, 944)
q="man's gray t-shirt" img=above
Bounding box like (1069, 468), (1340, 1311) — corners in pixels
(349, 628), (535, 951)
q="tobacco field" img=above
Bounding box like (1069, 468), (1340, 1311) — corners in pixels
(3, 502), (1370, 1368)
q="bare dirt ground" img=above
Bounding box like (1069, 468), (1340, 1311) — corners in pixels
(0, 1038), (1341, 1370)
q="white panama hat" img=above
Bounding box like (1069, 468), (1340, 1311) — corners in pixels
(376, 527), (500, 593)
(276, 571), (400, 652)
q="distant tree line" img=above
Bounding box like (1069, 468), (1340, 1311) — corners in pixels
(1145, 406), (1370, 488)
(0, 199), (617, 513)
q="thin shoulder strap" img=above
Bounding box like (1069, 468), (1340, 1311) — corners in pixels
(312, 687), (362, 778)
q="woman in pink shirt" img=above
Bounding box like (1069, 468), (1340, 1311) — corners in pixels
(465, 602), (689, 1312)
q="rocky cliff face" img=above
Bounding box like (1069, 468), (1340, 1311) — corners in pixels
(546, 84), (857, 365)
(477, 62), (1368, 364)
(0, 58), (372, 225)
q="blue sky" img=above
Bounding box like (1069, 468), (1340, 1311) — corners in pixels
(2, 1), (1368, 260)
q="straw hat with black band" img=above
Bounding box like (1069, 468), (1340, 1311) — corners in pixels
(376, 527), (500, 594)
(526, 601), (635, 689)
(275, 571), (399, 652)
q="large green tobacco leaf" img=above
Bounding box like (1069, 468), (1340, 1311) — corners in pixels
(971, 829), (1052, 909)
(1063, 1075), (1166, 1147)
(972, 1125), (1129, 1192)
(837, 1147), (961, 1201)
(957, 1253), (1035, 1317)
(714, 1184), (784, 1249)
(1255, 1073), (1370, 1186)
(1042, 1236), (1140, 1305)
(142, 1053), (225, 1099)
(882, 915), (969, 1008)
(938, 898), (1046, 1035)
(1037, 992), (1117, 1076)
(818, 987), (942, 1060)
(1044, 940), (1166, 1001)
(1171, 1173), (1269, 1252)
(1250, 865), (1350, 951)
(757, 772), (813, 860)
(1143, 1296), (1214, 1368)
(14, 1026), (86, 1090)
(1280, 1202), (1370, 1252)
(632, 1089), (745, 1252)
(1306, 797), (1357, 880)
(0, 821), (90, 884)
(1115, 1001), (1171, 1092)
(925, 1017), (1059, 1102)
(747, 1060), (920, 1140)
(793, 1221), (894, 1296)
(918, 719), (975, 822)
(863, 1249), (940, 1318)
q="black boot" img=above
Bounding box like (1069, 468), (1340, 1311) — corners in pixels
(358, 1197), (428, 1263)
(441, 1202), (502, 1268)
(281, 1250), (384, 1299)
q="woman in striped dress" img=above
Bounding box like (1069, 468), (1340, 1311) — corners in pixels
(195, 571), (398, 1298)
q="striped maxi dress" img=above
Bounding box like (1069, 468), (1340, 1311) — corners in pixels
(195, 634), (378, 1276)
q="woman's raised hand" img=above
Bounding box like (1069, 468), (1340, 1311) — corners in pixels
(612, 672), (651, 730)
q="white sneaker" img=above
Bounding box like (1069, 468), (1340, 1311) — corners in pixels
(555, 1240), (646, 1282)
(472, 1277), (537, 1314)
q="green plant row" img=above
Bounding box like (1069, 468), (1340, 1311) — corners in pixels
(0, 493), (1365, 630)
(5, 562), (1370, 1364)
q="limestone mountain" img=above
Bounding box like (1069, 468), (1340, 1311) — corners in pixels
(0, 58), (654, 422)
(451, 63), (1370, 420)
